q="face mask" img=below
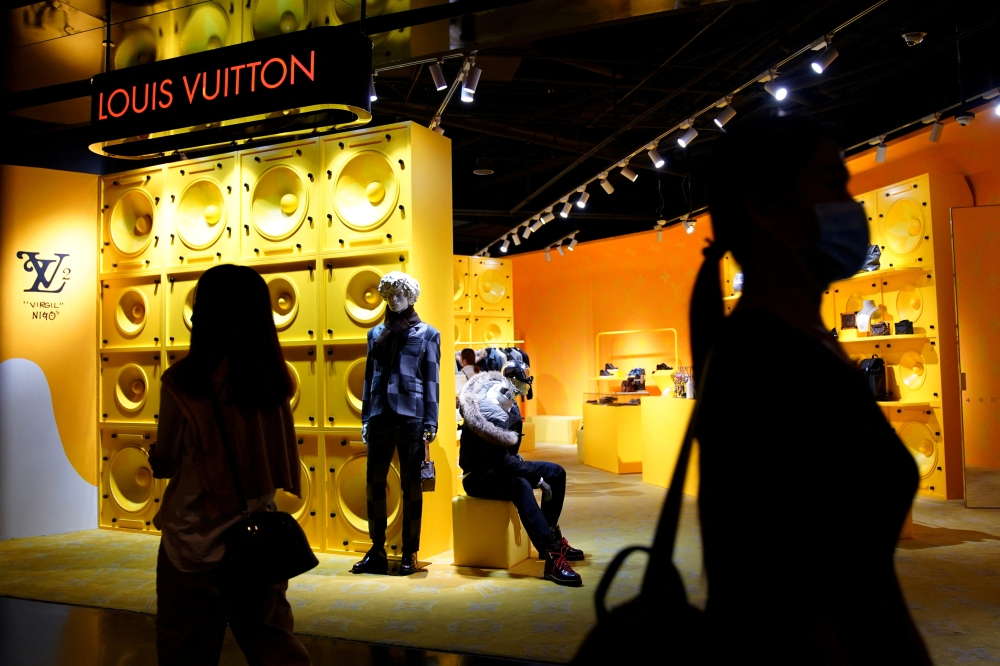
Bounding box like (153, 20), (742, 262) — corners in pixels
(803, 201), (869, 286)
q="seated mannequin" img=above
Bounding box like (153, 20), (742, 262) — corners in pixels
(458, 369), (584, 586)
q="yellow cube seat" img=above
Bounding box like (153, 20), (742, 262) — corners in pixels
(520, 421), (536, 453)
(451, 495), (531, 569)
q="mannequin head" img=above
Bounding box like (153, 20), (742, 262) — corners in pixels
(377, 271), (420, 313)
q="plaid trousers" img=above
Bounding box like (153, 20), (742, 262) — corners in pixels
(366, 415), (424, 553)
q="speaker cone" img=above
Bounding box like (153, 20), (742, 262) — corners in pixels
(333, 151), (399, 232)
(177, 179), (227, 250)
(180, 2), (230, 55)
(896, 283), (924, 322)
(110, 189), (155, 257)
(266, 275), (299, 330)
(273, 460), (310, 519)
(109, 446), (155, 512)
(883, 199), (925, 256)
(183, 285), (197, 330)
(482, 322), (502, 343)
(115, 288), (149, 337)
(337, 453), (402, 533)
(286, 361), (300, 410)
(252, 0), (307, 39)
(114, 26), (157, 70)
(900, 350), (927, 390)
(251, 165), (309, 241)
(898, 420), (937, 479)
(344, 268), (386, 326)
(477, 269), (509, 305)
(115, 364), (148, 413)
(346, 358), (366, 413)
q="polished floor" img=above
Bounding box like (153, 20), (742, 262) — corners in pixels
(0, 595), (545, 666)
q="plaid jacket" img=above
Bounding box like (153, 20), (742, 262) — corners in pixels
(361, 322), (441, 428)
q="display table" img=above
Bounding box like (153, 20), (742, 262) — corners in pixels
(582, 402), (643, 474)
(641, 397), (699, 496)
(528, 415), (581, 444)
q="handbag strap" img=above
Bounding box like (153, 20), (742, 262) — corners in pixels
(206, 383), (249, 515)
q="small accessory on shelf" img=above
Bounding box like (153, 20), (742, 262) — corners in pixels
(870, 322), (891, 336)
(841, 313), (857, 329)
(605, 363), (618, 371)
(862, 244), (881, 272)
(859, 355), (888, 400)
(895, 320), (914, 335)
(831, 327), (838, 339)
(732, 272), (744, 293)
(655, 363), (673, 372)
(599, 396), (616, 405)
(621, 378), (636, 393)
(627, 398), (641, 405)
(600, 369), (612, 377)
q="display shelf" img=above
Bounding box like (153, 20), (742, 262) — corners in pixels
(878, 400), (942, 409)
(279, 340), (320, 348)
(592, 376), (623, 381)
(98, 345), (161, 354)
(454, 340), (524, 346)
(325, 336), (368, 346)
(723, 294), (741, 302)
(847, 264), (930, 280)
(839, 333), (933, 343)
(615, 391), (649, 396)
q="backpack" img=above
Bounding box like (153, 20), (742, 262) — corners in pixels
(859, 355), (888, 400)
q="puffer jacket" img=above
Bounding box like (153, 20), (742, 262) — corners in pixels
(458, 371), (539, 484)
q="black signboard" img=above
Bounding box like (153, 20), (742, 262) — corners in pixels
(90, 25), (373, 158)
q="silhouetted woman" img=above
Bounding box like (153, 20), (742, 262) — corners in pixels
(691, 118), (931, 663)
(151, 264), (311, 666)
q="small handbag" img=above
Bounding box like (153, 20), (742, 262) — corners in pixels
(859, 355), (889, 401)
(895, 319), (914, 335)
(862, 244), (882, 272)
(870, 321), (891, 336)
(420, 440), (436, 492)
(208, 388), (319, 586)
(841, 313), (857, 329)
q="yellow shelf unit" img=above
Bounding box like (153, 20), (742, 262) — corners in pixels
(593, 328), (679, 385)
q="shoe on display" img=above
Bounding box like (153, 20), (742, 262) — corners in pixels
(544, 550), (582, 586)
(398, 551), (418, 575)
(655, 363), (673, 371)
(351, 548), (388, 575)
(605, 363), (618, 371)
(600, 369), (612, 377)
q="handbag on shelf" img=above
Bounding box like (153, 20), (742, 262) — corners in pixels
(862, 244), (882, 272)
(870, 322), (891, 336)
(859, 355), (888, 401)
(841, 313), (857, 329)
(420, 440), (436, 493)
(208, 387), (319, 586)
(895, 320), (914, 335)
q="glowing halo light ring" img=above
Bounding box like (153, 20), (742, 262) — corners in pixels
(109, 189), (156, 257)
(176, 178), (228, 250)
(273, 460), (311, 519)
(266, 275), (299, 330)
(898, 420), (938, 479)
(333, 150), (400, 232)
(114, 288), (149, 337)
(114, 364), (149, 414)
(108, 445), (156, 513)
(344, 267), (386, 326)
(338, 453), (402, 533)
(250, 164), (310, 241)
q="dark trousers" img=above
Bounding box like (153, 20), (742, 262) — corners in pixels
(463, 461), (566, 554)
(366, 415), (424, 553)
(155, 546), (311, 666)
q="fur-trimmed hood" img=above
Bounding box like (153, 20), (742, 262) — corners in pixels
(459, 371), (519, 447)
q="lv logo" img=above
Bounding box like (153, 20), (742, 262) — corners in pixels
(17, 252), (71, 293)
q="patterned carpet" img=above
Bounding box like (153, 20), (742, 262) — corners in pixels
(0, 443), (998, 664)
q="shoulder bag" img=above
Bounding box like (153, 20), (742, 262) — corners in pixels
(420, 439), (436, 492)
(207, 387), (319, 586)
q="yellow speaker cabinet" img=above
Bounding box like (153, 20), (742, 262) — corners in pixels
(882, 270), (937, 335)
(101, 168), (163, 274)
(323, 251), (408, 342)
(166, 156), (240, 268)
(176, 1), (238, 57)
(886, 405), (946, 495)
(282, 346), (319, 428)
(854, 191), (880, 248)
(110, 22), (162, 70)
(472, 315), (513, 345)
(453, 256), (471, 313)
(324, 342), (367, 429)
(833, 274), (882, 341)
(101, 351), (161, 424)
(273, 434), (324, 550)
(471, 257), (513, 314)
(884, 338), (941, 404)
(322, 0), (411, 61)
(244, 0), (314, 41)
(454, 315), (471, 346)
(165, 271), (200, 348)
(256, 261), (319, 343)
(101, 276), (163, 349)
(241, 140), (321, 260)
(99, 427), (163, 531)
(876, 176), (934, 269)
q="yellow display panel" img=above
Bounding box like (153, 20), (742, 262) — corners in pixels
(283, 346), (319, 427)
(883, 338), (941, 404)
(582, 402), (642, 474)
(273, 434), (324, 550)
(882, 271), (938, 335)
(322, 125), (413, 254)
(100, 351), (161, 424)
(165, 156), (240, 267)
(323, 251), (407, 341)
(454, 315), (471, 346)
(165, 271), (200, 347)
(453, 256), (471, 313)
(876, 176), (934, 269)
(256, 261), (318, 343)
(885, 406), (946, 496)
(324, 342), (367, 429)
(101, 167), (163, 273)
(99, 428), (163, 531)
(832, 274), (883, 341)
(820, 287), (836, 332)
(325, 430), (404, 554)
(101, 276), (162, 349)
(241, 139), (321, 259)
(855, 191), (880, 248)
(472, 315), (514, 345)
(471, 257), (513, 314)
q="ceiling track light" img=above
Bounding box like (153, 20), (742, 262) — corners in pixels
(714, 103), (736, 128)
(523, 223), (533, 239)
(461, 88), (474, 103)
(875, 141), (887, 163)
(463, 65), (482, 94)
(545, 248), (552, 262)
(647, 144), (665, 168)
(541, 211), (555, 224)
(530, 218), (543, 233)
(568, 237), (578, 251)
(429, 60), (447, 91)
(656, 229), (663, 242)
(600, 176), (614, 195)
(559, 201), (573, 218)
(810, 46), (838, 74)
(677, 126), (699, 148)
(760, 70), (786, 101)
(620, 164), (638, 182)
(929, 122), (944, 142)
(500, 236), (510, 252)
(682, 219), (696, 234)
(557, 244), (565, 256)
(576, 188), (590, 208)
(511, 232), (521, 246)
(369, 73), (377, 102)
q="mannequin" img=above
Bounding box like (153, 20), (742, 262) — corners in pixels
(353, 272), (441, 576)
(856, 299), (881, 333)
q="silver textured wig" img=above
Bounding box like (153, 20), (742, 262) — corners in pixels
(377, 271), (420, 305)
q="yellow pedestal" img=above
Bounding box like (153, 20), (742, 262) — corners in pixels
(640, 397), (699, 496)
(529, 415), (581, 444)
(581, 403), (642, 474)
(520, 421), (536, 452)
(451, 496), (530, 569)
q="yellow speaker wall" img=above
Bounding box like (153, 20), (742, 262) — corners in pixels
(165, 274), (200, 347)
(883, 271), (937, 333)
(274, 435), (323, 549)
(854, 192), (880, 248)
(472, 257), (513, 313)
(884, 340), (940, 403)
(102, 278), (162, 349)
(472, 315), (514, 345)
(453, 256), (471, 312)
(113, 25), (158, 70)
(101, 352), (161, 424)
(322, 126), (413, 254)
(259, 264), (317, 342)
(283, 346), (319, 427)
(102, 168), (163, 273)
(820, 287), (836, 332)
(455, 315), (471, 346)
(876, 175), (933, 269)
(323, 252), (407, 341)
(179, 2), (231, 55)
(886, 407), (945, 494)
(324, 344), (367, 428)
(832, 274), (881, 340)
(166, 157), (239, 267)
(248, 0), (309, 40)
(100, 429), (162, 531)
(242, 140), (320, 259)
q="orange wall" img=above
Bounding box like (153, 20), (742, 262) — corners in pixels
(512, 217), (713, 417)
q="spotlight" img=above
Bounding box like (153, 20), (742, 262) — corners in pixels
(656, 229), (663, 242)
(429, 60), (447, 91)
(810, 47), (838, 74)
(620, 164), (638, 182)
(557, 244), (565, 256)
(647, 144), (665, 168)
(600, 177), (614, 195)
(463, 66), (482, 94)
(511, 232), (521, 247)
(559, 201), (572, 218)
(500, 236), (510, 252)
(764, 79), (787, 101)
(682, 219), (696, 234)
(530, 218), (544, 233)
(875, 142), (887, 163)
(545, 248), (552, 262)
(929, 122), (944, 142)
(677, 126), (698, 148)
(714, 105), (736, 127)
(576, 189), (590, 208)
(369, 76), (377, 102)
(541, 211), (555, 224)
(568, 237), (578, 251)
(461, 88), (474, 103)
(523, 223), (533, 239)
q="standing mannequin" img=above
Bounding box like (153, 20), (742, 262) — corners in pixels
(353, 272), (440, 576)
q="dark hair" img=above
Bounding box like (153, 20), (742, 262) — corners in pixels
(460, 348), (480, 373)
(172, 264), (293, 409)
(691, 117), (838, 379)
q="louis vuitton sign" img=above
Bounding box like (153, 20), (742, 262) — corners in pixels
(89, 26), (373, 159)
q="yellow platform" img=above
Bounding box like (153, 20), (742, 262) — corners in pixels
(528, 415), (581, 445)
(640, 397), (699, 496)
(581, 403), (642, 474)
(451, 495), (530, 569)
